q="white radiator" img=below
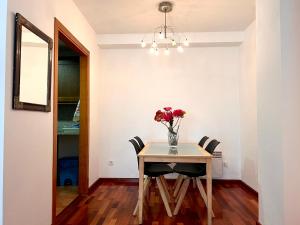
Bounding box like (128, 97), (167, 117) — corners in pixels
(212, 151), (223, 178)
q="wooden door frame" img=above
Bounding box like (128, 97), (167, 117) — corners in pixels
(52, 18), (90, 225)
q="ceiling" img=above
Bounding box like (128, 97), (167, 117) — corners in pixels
(73, 0), (255, 34)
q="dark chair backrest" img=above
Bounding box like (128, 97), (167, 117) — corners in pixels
(205, 139), (220, 154)
(129, 139), (141, 155)
(134, 136), (145, 149)
(198, 136), (209, 147)
(129, 139), (142, 167)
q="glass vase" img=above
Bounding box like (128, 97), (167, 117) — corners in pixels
(168, 130), (179, 147)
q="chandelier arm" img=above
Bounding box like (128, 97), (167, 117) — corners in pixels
(154, 26), (163, 30)
(167, 27), (176, 41)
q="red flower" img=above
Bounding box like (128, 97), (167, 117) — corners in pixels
(155, 107), (186, 126)
(173, 109), (186, 118)
(154, 110), (164, 122)
(163, 112), (173, 122)
(163, 107), (172, 111)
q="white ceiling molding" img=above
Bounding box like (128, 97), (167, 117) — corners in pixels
(97, 32), (244, 49)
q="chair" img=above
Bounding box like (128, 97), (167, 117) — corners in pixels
(134, 136), (145, 149)
(173, 136), (210, 196)
(129, 139), (173, 217)
(198, 136), (209, 147)
(135, 136), (170, 167)
(173, 139), (220, 216)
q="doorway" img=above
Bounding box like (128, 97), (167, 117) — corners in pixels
(52, 18), (89, 224)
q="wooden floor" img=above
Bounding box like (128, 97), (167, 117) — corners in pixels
(56, 186), (78, 215)
(66, 179), (258, 225)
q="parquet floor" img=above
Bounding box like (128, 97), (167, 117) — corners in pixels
(56, 186), (78, 215)
(67, 180), (258, 225)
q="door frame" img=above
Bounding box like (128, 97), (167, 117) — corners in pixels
(52, 18), (90, 224)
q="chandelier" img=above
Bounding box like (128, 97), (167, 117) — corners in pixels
(141, 1), (189, 55)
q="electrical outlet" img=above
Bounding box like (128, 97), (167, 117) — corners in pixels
(108, 160), (114, 166)
(223, 161), (228, 168)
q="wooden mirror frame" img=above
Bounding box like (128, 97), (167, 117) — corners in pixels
(13, 13), (53, 112)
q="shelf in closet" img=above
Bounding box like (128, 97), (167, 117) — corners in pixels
(58, 96), (79, 104)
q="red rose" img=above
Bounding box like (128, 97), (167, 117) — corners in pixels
(173, 109), (186, 118)
(154, 110), (164, 122)
(163, 107), (172, 111)
(163, 112), (173, 122)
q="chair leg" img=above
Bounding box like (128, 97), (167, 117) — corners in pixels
(175, 178), (185, 203)
(173, 174), (181, 189)
(175, 189), (180, 203)
(133, 177), (150, 216)
(174, 178), (190, 215)
(160, 176), (172, 202)
(173, 175), (184, 197)
(175, 176), (186, 203)
(145, 177), (152, 201)
(156, 177), (172, 217)
(196, 177), (215, 217)
(133, 199), (138, 216)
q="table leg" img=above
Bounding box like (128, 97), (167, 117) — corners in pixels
(206, 159), (212, 225)
(138, 157), (144, 224)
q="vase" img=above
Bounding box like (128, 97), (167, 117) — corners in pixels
(168, 130), (179, 147)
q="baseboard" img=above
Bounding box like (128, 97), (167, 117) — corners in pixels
(239, 180), (258, 197)
(98, 178), (139, 184)
(212, 179), (258, 197)
(88, 178), (139, 194)
(95, 178), (258, 197)
(88, 178), (102, 194)
(211, 179), (241, 184)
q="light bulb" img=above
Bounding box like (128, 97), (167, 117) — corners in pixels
(183, 38), (189, 47)
(141, 40), (146, 48)
(164, 48), (170, 56)
(152, 41), (157, 48)
(171, 39), (176, 46)
(159, 32), (164, 39)
(177, 45), (184, 53)
(149, 48), (155, 54)
(154, 48), (159, 56)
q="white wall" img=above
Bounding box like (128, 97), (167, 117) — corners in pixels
(239, 21), (258, 191)
(0, 0), (7, 224)
(256, 0), (284, 224)
(257, 0), (300, 224)
(281, 0), (300, 224)
(97, 47), (241, 180)
(4, 0), (102, 224)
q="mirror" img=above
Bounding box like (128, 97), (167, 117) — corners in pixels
(13, 13), (53, 112)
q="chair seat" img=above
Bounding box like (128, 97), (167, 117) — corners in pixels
(173, 163), (206, 177)
(144, 163), (173, 177)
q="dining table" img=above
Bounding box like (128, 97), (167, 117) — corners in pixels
(137, 142), (213, 225)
